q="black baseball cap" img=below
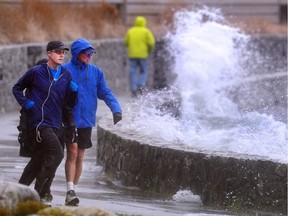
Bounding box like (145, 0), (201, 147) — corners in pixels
(47, 40), (69, 51)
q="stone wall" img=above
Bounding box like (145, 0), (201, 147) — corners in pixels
(0, 38), (158, 113)
(0, 44), (28, 113)
(0, 39), (152, 113)
(0, 36), (286, 121)
(123, 0), (287, 25)
(230, 36), (287, 123)
(97, 122), (287, 214)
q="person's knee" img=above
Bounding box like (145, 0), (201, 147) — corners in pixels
(76, 154), (84, 163)
(76, 149), (85, 163)
(67, 148), (78, 162)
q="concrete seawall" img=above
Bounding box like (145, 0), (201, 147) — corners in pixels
(97, 120), (287, 214)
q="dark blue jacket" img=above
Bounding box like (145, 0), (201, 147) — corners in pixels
(12, 64), (75, 130)
(62, 38), (122, 128)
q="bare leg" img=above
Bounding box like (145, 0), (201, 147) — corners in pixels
(74, 148), (85, 185)
(65, 142), (78, 184)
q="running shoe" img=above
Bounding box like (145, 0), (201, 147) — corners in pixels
(40, 193), (53, 207)
(65, 190), (79, 206)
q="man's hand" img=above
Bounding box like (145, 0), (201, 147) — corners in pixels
(23, 100), (35, 110)
(113, 112), (122, 125)
(69, 81), (78, 92)
(66, 126), (78, 143)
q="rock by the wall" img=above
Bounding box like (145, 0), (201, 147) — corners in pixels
(0, 181), (117, 216)
(0, 181), (40, 211)
(97, 124), (287, 214)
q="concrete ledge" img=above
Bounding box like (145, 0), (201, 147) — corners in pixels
(97, 123), (287, 214)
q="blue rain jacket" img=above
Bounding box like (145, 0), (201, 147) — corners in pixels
(63, 38), (122, 128)
(12, 64), (74, 129)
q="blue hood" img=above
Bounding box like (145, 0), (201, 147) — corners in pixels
(71, 38), (95, 67)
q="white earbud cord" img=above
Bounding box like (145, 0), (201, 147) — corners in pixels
(36, 65), (54, 142)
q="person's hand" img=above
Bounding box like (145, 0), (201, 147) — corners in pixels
(66, 126), (78, 143)
(70, 81), (78, 92)
(113, 112), (122, 125)
(23, 100), (35, 110)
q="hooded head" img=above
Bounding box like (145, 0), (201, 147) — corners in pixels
(134, 16), (146, 27)
(70, 38), (96, 65)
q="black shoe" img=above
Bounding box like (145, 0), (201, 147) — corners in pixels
(65, 190), (79, 206)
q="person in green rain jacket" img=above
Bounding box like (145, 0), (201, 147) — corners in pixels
(125, 16), (155, 97)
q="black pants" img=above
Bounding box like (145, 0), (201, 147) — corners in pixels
(19, 127), (64, 197)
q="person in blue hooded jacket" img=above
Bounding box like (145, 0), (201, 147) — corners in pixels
(62, 38), (122, 206)
(12, 40), (78, 206)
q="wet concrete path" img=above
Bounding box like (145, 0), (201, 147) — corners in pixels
(0, 98), (233, 216)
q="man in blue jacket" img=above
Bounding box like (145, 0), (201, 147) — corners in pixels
(62, 38), (122, 206)
(12, 40), (78, 206)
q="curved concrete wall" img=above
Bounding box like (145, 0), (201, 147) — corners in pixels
(97, 120), (287, 214)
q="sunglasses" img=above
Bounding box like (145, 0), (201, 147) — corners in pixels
(51, 50), (67, 55)
(82, 52), (93, 58)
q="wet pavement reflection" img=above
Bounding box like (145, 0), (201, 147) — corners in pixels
(0, 121), (232, 216)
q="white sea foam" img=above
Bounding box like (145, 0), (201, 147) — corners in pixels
(172, 190), (202, 203)
(117, 8), (287, 164)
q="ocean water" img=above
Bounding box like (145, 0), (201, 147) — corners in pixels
(118, 7), (287, 164)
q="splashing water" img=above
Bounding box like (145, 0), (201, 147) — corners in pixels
(172, 190), (202, 203)
(119, 8), (287, 164)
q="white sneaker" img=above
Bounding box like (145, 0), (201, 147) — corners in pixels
(65, 190), (79, 206)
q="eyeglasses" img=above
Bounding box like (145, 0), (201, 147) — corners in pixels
(51, 50), (67, 55)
